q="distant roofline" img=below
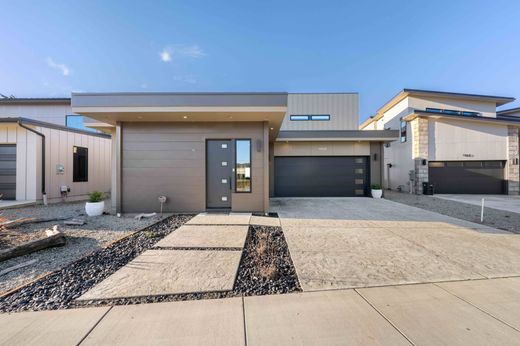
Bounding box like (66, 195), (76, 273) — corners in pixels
(403, 110), (520, 125)
(497, 106), (520, 115)
(0, 97), (70, 105)
(0, 117), (111, 138)
(72, 92), (288, 96)
(360, 88), (516, 129)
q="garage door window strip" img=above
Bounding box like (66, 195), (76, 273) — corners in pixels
(235, 139), (251, 193)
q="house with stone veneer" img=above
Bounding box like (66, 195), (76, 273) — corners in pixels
(360, 89), (520, 195)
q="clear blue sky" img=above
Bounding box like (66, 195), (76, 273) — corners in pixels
(1, 0), (519, 122)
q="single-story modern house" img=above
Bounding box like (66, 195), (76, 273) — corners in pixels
(0, 98), (112, 203)
(360, 89), (520, 195)
(72, 92), (398, 213)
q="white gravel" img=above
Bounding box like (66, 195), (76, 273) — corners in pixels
(0, 201), (168, 294)
(385, 190), (520, 234)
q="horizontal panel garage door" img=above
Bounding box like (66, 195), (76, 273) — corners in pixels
(428, 161), (506, 194)
(274, 156), (369, 197)
(0, 145), (16, 200)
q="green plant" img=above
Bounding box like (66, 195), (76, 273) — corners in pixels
(371, 184), (382, 190)
(88, 191), (104, 203)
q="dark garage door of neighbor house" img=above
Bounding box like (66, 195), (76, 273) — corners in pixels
(274, 156), (369, 197)
(428, 161), (506, 194)
(0, 145), (16, 200)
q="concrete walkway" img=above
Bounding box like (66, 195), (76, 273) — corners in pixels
(435, 194), (520, 214)
(2, 277), (520, 345)
(79, 213), (251, 301)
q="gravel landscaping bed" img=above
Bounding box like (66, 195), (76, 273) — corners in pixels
(385, 190), (520, 234)
(0, 215), (192, 313)
(0, 201), (167, 293)
(234, 225), (301, 295)
(1, 221), (300, 312)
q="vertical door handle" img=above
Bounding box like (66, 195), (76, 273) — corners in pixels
(229, 176), (232, 190)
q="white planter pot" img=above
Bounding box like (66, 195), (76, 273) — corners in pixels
(371, 189), (383, 199)
(85, 201), (105, 216)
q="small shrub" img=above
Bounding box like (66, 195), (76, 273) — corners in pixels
(371, 184), (382, 190)
(88, 191), (104, 203)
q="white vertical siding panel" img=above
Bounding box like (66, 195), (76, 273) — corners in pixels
(7, 126), (17, 142)
(15, 127), (27, 200)
(0, 126), (7, 142)
(25, 131), (38, 200)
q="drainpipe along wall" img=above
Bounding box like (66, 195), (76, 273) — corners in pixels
(17, 121), (47, 205)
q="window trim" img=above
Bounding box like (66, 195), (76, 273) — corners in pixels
(310, 114), (330, 121)
(400, 119), (407, 143)
(234, 139), (252, 193)
(73, 146), (88, 182)
(425, 108), (480, 117)
(290, 114), (331, 121)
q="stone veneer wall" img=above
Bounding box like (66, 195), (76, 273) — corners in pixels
(508, 126), (520, 195)
(412, 117), (429, 194)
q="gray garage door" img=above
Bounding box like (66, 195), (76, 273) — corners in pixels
(0, 145), (16, 200)
(274, 156), (369, 197)
(428, 161), (506, 194)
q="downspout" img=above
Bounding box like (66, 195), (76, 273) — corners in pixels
(18, 120), (47, 205)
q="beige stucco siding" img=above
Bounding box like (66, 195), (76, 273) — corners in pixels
(274, 141), (370, 156)
(0, 123), (111, 202)
(428, 119), (508, 161)
(121, 122), (267, 213)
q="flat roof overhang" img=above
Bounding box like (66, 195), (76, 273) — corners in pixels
(276, 130), (399, 142)
(72, 92), (288, 138)
(403, 110), (520, 126)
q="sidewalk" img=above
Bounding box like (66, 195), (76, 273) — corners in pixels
(2, 277), (519, 345)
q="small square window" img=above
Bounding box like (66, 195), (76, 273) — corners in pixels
(355, 158), (364, 164)
(221, 143), (228, 149)
(355, 179), (364, 185)
(354, 168), (364, 174)
(221, 196), (228, 201)
(221, 161), (228, 166)
(355, 189), (364, 195)
(221, 178), (228, 184)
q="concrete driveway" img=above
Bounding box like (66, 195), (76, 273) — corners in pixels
(435, 194), (520, 214)
(270, 197), (520, 291)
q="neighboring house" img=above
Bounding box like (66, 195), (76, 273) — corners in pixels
(360, 89), (520, 195)
(72, 92), (398, 213)
(0, 98), (111, 203)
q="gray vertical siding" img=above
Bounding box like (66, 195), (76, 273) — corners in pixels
(121, 122), (267, 213)
(280, 93), (359, 131)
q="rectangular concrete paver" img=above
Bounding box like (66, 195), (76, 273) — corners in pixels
(154, 225), (248, 248)
(186, 213), (251, 225)
(83, 298), (245, 346)
(244, 290), (409, 345)
(358, 283), (520, 345)
(387, 226), (520, 278)
(0, 307), (110, 346)
(79, 250), (242, 300)
(284, 226), (482, 291)
(438, 277), (520, 331)
(249, 215), (281, 227)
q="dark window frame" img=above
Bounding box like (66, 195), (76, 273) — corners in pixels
(290, 114), (331, 121)
(73, 146), (88, 182)
(425, 108), (480, 117)
(234, 139), (252, 193)
(400, 119), (407, 143)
